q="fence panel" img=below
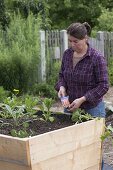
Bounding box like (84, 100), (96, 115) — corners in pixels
(45, 30), (113, 61)
(40, 30), (113, 82)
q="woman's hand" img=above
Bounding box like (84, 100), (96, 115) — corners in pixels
(58, 86), (70, 107)
(69, 96), (86, 112)
(58, 86), (66, 98)
(60, 96), (70, 108)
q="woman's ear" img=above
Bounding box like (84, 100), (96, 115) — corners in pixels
(85, 35), (88, 42)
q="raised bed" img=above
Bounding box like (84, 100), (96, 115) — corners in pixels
(0, 118), (104, 170)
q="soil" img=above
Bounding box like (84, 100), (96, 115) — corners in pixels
(0, 113), (74, 137)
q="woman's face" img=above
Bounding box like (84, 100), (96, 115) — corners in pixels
(68, 35), (87, 53)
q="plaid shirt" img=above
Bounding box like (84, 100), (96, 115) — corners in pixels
(55, 45), (109, 109)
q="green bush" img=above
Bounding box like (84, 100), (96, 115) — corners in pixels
(0, 0), (10, 30)
(4, 0), (50, 30)
(0, 12), (41, 92)
(0, 86), (9, 102)
(31, 83), (57, 99)
(108, 58), (113, 86)
(93, 7), (113, 32)
(46, 60), (61, 85)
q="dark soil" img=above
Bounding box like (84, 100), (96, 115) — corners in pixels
(0, 112), (74, 137)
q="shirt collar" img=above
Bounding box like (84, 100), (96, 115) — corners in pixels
(70, 43), (92, 58)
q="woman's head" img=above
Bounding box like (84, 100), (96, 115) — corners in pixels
(67, 22), (91, 39)
(67, 22), (91, 52)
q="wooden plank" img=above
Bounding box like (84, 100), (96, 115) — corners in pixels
(0, 134), (30, 166)
(0, 160), (31, 170)
(31, 142), (101, 170)
(29, 119), (104, 165)
(72, 142), (101, 169)
(86, 164), (100, 170)
(31, 152), (75, 170)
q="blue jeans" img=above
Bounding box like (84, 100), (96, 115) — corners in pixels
(85, 101), (106, 118)
(64, 101), (106, 118)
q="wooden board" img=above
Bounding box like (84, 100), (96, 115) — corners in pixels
(29, 118), (104, 170)
(0, 135), (30, 167)
(0, 161), (31, 170)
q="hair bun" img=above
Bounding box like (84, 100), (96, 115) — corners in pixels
(83, 22), (91, 36)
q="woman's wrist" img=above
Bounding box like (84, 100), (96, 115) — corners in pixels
(80, 96), (86, 103)
(60, 86), (65, 91)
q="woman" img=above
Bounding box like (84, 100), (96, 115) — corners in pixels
(55, 22), (109, 118)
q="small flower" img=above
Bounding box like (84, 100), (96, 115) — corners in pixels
(13, 89), (19, 95)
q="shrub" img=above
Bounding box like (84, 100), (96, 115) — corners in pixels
(108, 57), (113, 86)
(0, 12), (41, 92)
(0, 86), (9, 102)
(31, 83), (57, 99)
(46, 60), (61, 86)
(93, 7), (113, 32)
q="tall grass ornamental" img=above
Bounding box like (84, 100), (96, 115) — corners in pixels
(0, 13), (41, 92)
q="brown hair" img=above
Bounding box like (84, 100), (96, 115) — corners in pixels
(67, 22), (91, 39)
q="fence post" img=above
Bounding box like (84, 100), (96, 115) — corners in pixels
(97, 31), (105, 57)
(110, 32), (113, 58)
(104, 31), (111, 62)
(39, 30), (46, 82)
(60, 30), (68, 58)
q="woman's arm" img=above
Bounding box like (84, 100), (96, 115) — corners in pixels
(84, 55), (109, 105)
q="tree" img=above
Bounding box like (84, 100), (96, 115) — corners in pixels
(100, 0), (113, 11)
(0, 0), (10, 30)
(2, 0), (50, 30)
(47, 0), (104, 29)
(94, 7), (113, 32)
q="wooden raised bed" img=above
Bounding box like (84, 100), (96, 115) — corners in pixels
(0, 118), (104, 170)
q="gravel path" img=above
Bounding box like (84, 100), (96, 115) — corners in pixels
(103, 87), (113, 167)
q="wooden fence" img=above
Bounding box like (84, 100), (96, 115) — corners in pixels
(39, 30), (113, 82)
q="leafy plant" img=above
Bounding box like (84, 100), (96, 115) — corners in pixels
(23, 95), (39, 117)
(101, 124), (113, 142)
(3, 95), (23, 113)
(38, 97), (54, 122)
(11, 122), (30, 138)
(0, 91), (41, 138)
(71, 109), (94, 123)
(0, 90), (40, 128)
(0, 103), (25, 126)
(0, 86), (9, 102)
(108, 57), (113, 85)
(11, 129), (28, 138)
(2, 89), (39, 117)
